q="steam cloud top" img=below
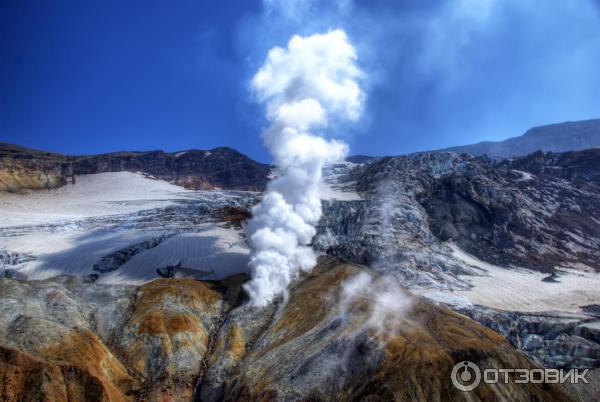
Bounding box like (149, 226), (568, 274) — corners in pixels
(245, 29), (364, 306)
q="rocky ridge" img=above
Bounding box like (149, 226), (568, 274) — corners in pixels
(0, 143), (270, 192)
(73, 148), (270, 191)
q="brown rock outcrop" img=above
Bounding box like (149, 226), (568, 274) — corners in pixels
(0, 143), (73, 192)
(114, 279), (223, 401)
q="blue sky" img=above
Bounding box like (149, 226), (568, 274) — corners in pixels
(1, 0), (599, 162)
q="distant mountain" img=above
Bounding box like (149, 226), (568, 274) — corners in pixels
(0, 143), (270, 192)
(439, 118), (600, 157)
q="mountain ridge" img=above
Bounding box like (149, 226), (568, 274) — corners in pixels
(3, 117), (600, 193)
(437, 118), (600, 157)
(0, 143), (271, 192)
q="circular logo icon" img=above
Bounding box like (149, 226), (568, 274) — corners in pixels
(451, 361), (481, 391)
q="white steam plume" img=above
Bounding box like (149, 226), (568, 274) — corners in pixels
(245, 29), (364, 306)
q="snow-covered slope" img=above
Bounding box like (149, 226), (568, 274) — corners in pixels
(4, 228), (166, 280)
(0, 166), (362, 284)
(0, 172), (255, 284)
(98, 224), (249, 285)
(420, 244), (600, 314)
(0, 172), (193, 227)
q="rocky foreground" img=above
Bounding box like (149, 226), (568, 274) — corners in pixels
(0, 257), (580, 402)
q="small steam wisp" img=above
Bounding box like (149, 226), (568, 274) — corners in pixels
(245, 29), (364, 306)
(339, 272), (413, 336)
